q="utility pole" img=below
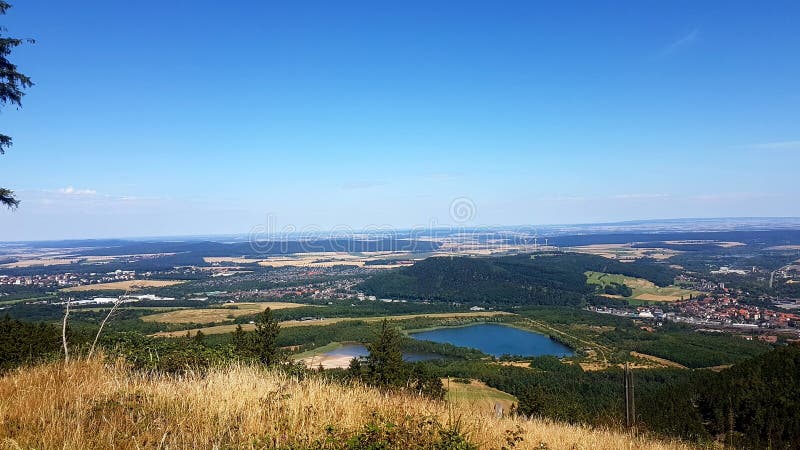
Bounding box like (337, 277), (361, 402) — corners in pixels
(624, 362), (636, 429)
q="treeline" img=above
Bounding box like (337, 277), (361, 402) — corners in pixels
(602, 282), (632, 297)
(622, 331), (769, 368)
(341, 320), (446, 400)
(418, 356), (691, 426)
(646, 344), (800, 448)
(420, 345), (800, 449)
(0, 315), (89, 371)
(515, 307), (772, 368)
(359, 253), (675, 306)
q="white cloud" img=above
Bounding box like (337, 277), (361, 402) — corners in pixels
(747, 140), (800, 150)
(660, 29), (698, 56)
(57, 186), (97, 196)
(612, 193), (671, 200)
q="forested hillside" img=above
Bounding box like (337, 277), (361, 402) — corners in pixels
(645, 343), (800, 448)
(359, 253), (676, 305)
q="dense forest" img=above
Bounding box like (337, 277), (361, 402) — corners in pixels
(647, 344), (800, 448)
(359, 253), (676, 305)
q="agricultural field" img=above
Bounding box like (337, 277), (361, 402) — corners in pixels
(1, 257), (82, 268)
(570, 244), (680, 261)
(140, 301), (309, 324)
(204, 251), (418, 269)
(585, 271), (700, 302)
(152, 311), (513, 337)
(60, 280), (186, 292)
(444, 378), (517, 413)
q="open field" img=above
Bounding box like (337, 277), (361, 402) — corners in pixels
(152, 311), (514, 337)
(630, 351), (688, 369)
(766, 245), (800, 251)
(570, 244), (680, 261)
(204, 251), (418, 269)
(140, 302), (309, 324)
(664, 240), (744, 248)
(0, 358), (692, 449)
(1, 257), (82, 268)
(61, 280), (186, 292)
(0, 295), (57, 306)
(444, 378), (518, 413)
(1, 253), (178, 268)
(586, 271), (701, 302)
(203, 256), (264, 264)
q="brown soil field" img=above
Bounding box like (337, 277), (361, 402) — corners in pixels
(1, 258), (81, 268)
(140, 302), (310, 324)
(61, 280), (186, 292)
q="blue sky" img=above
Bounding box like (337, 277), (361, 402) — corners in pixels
(1, 1), (799, 240)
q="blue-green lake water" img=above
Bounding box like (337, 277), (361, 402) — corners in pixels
(317, 323), (573, 361)
(323, 344), (439, 362)
(409, 323), (574, 357)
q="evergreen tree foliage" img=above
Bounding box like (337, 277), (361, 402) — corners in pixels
(365, 319), (406, 387)
(0, 1), (34, 209)
(253, 307), (281, 366)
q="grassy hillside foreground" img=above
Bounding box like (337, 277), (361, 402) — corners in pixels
(0, 359), (692, 450)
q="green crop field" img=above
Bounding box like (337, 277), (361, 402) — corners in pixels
(585, 271), (701, 302)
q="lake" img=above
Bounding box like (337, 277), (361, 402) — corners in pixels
(409, 323), (574, 357)
(321, 344), (440, 362)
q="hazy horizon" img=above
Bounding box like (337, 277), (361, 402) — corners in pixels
(3, 216), (800, 243)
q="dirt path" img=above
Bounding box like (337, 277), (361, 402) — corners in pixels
(630, 351), (688, 369)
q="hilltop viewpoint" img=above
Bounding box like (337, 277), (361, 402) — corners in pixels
(0, 357), (692, 450)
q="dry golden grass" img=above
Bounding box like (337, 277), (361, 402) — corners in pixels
(0, 358), (692, 450)
(443, 378), (517, 413)
(630, 352), (688, 369)
(140, 302), (309, 324)
(1, 258), (81, 268)
(203, 256), (264, 264)
(151, 312), (513, 338)
(61, 280), (185, 292)
(203, 253), (412, 269)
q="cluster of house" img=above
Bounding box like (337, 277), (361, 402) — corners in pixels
(55, 293), (176, 306)
(211, 278), (365, 302)
(0, 269), (136, 288)
(671, 296), (800, 329)
(591, 295), (800, 338)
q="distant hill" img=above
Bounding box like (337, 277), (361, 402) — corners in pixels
(359, 253), (677, 305)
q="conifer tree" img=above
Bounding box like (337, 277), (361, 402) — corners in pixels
(231, 323), (250, 355)
(365, 319), (405, 386)
(253, 308), (281, 366)
(1, 2), (34, 209)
